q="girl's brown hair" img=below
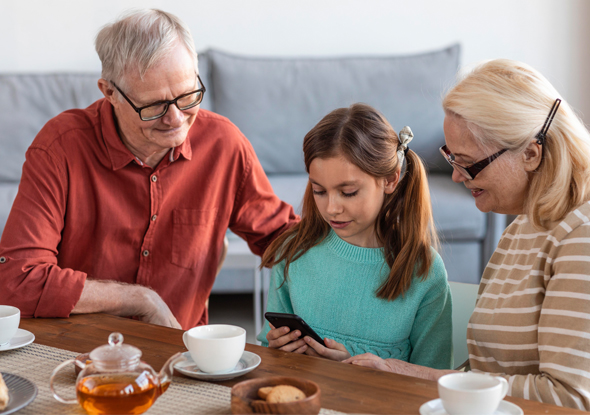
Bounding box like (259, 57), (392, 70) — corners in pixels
(261, 103), (438, 300)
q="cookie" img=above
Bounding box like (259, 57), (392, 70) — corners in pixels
(0, 373), (9, 410)
(257, 386), (274, 400)
(265, 385), (306, 403)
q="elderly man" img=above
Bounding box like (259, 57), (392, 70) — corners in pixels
(0, 9), (297, 330)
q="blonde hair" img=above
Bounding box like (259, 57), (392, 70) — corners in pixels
(443, 59), (590, 228)
(95, 9), (198, 88)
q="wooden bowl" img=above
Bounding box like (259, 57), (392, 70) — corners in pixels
(231, 376), (321, 414)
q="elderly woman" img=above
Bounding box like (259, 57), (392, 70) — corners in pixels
(344, 59), (590, 410)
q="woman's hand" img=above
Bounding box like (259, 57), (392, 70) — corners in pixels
(303, 337), (351, 361)
(266, 323), (308, 353)
(343, 353), (393, 371)
(343, 353), (455, 381)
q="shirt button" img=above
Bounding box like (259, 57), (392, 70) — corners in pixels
(0, 257), (6, 264)
(142, 250), (150, 257)
(151, 175), (158, 182)
(151, 215), (157, 221)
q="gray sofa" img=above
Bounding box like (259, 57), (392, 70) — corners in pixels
(0, 44), (505, 289)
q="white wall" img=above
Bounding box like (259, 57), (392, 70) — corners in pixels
(1, 0), (589, 121)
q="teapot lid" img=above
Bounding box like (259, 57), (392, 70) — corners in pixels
(89, 332), (142, 370)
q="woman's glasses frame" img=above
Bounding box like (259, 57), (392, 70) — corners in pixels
(439, 145), (507, 180)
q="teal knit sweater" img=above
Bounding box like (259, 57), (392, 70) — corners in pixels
(257, 230), (453, 369)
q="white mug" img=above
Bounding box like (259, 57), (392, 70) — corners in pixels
(0, 306), (20, 346)
(438, 372), (509, 415)
(182, 324), (246, 373)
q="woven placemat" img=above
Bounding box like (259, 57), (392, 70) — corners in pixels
(0, 342), (342, 414)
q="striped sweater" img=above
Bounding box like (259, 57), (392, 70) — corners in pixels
(467, 200), (590, 410)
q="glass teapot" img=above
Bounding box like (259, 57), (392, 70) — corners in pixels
(50, 332), (184, 415)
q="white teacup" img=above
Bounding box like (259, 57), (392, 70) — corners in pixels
(182, 324), (246, 374)
(438, 372), (508, 415)
(0, 306), (20, 346)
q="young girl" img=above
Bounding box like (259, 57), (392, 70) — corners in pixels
(256, 103), (453, 369)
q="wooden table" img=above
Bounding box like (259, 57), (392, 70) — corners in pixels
(20, 314), (583, 414)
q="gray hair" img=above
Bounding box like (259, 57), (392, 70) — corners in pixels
(95, 9), (198, 88)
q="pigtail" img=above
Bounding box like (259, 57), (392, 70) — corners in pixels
(376, 148), (438, 300)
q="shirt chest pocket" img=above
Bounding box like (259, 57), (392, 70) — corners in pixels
(172, 208), (218, 270)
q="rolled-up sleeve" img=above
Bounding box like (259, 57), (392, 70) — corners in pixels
(0, 146), (86, 318)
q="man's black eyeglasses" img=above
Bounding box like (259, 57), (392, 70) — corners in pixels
(439, 145), (507, 180)
(111, 74), (206, 121)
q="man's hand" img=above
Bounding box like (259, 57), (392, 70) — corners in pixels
(133, 287), (182, 328)
(72, 279), (182, 329)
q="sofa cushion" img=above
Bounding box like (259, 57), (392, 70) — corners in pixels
(267, 174), (309, 215)
(196, 51), (213, 112)
(208, 45), (460, 175)
(0, 73), (103, 182)
(0, 183), (18, 237)
(429, 174), (486, 240)
(438, 241), (482, 284)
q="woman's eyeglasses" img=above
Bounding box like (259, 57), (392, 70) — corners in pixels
(440, 98), (562, 180)
(439, 145), (507, 180)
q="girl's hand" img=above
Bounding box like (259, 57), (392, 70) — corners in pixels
(266, 323), (308, 354)
(303, 337), (351, 361)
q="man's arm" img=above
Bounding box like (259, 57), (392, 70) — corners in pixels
(72, 280), (181, 328)
(0, 146), (84, 317)
(228, 139), (299, 256)
(0, 145), (180, 328)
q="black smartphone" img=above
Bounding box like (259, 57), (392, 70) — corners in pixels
(264, 312), (326, 347)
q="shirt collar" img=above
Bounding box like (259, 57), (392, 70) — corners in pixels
(100, 99), (193, 171)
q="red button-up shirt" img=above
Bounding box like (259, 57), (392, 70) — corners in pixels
(0, 99), (298, 329)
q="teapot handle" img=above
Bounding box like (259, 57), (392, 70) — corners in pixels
(50, 359), (84, 404)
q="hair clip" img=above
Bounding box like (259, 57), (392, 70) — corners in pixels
(535, 98), (561, 145)
(397, 126), (413, 163)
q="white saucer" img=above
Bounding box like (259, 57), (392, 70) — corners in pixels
(174, 351), (261, 381)
(0, 329), (35, 352)
(419, 399), (523, 415)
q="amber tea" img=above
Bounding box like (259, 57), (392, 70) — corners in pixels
(76, 373), (162, 415)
